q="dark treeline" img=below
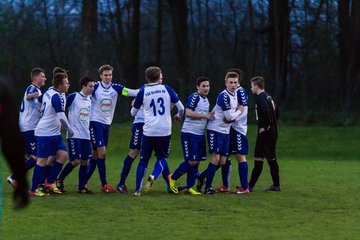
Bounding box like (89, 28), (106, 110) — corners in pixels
(1, 0), (359, 125)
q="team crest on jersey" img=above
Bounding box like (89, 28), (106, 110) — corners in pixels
(78, 108), (90, 121)
(100, 98), (112, 112)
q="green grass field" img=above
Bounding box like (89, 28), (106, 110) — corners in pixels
(1, 124), (359, 239)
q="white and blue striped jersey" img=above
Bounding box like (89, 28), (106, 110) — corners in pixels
(181, 92), (210, 136)
(207, 89), (238, 134)
(133, 108), (144, 124)
(19, 84), (42, 132)
(231, 86), (248, 135)
(35, 88), (65, 137)
(90, 81), (137, 125)
(66, 92), (91, 140)
(133, 83), (180, 137)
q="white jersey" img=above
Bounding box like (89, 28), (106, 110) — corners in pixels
(133, 108), (144, 124)
(181, 92), (209, 136)
(66, 92), (91, 139)
(35, 88), (65, 137)
(231, 86), (248, 135)
(207, 89), (238, 134)
(19, 84), (42, 132)
(90, 81), (137, 125)
(133, 83), (180, 137)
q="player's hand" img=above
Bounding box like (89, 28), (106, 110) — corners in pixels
(223, 117), (235, 124)
(238, 105), (244, 113)
(31, 92), (39, 99)
(204, 112), (215, 120)
(259, 128), (265, 133)
(173, 115), (181, 124)
(13, 178), (29, 210)
(68, 129), (75, 137)
(131, 99), (135, 107)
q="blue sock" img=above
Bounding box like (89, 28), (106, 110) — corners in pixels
(152, 158), (167, 179)
(47, 161), (63, 183)
(78, 165), (87, 190)
(221, 160), (232, 188)
(198, 163), (210, 180)
(136, 160), (148, 191)
(86, 158), (97, 181)
(24, 157), (36, 170)
(44, 165), (52, 182)
(239, 161), (249, 189)
(31, 165), (45, 191)
(119, 155), (134, 186)
(172, 161), (191, 180)
(161, 160), (171, 191)
(58, 162), (74, 181)
(97, 158), (107, 186)
(186, 164), (199, 189)
(205, 163), (218, 190)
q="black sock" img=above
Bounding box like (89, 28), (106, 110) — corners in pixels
(268, 159), (280, 187)
(249, 161), (263, 188)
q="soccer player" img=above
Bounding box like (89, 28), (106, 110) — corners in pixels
(197, 71), (244, 195)
(56, 76), (95, 193)
(0, 78), (29, 211)
(168, 77), (214, 195)
(132, 66), (184, 196)
(248, 76), (281, 192)
(87, 64), (139, 193)
(29, 72), (73, 196)
(217, 68), (250, 194)
(7, 68), (46, 188)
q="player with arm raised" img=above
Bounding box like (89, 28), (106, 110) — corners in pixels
(197, 71), (244, 195)
(29, 72), (73, 196)
(132, 66), (184, 196)
(7, 68), (46, 188)
(55, 76), (95, 193)
(168, 77), (214, 195)
(87, 64), (139, 193)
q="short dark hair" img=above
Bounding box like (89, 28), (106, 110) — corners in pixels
(99, 64), (113, 74)
(53, 67), (67, 76)
(196, 76), (209, 86)
(30, 68), (45, 81)
(80, 76), (95, 87)
(250, 76), (265, 89)
(145, 66), (161, 83)
(53, 72), (68, 88)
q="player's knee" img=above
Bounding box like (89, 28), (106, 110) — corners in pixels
(71, 159), (81, 167)
(128, 149), (139, 159)
(188, 160), (198, 167)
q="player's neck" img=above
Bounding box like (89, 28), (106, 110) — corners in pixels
(257, 89), (265, 95)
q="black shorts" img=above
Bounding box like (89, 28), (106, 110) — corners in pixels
(254, 131), (277, 160)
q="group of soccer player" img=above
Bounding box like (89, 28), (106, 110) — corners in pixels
(7, 64), (281, 197)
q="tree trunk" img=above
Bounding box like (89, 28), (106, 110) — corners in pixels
(81, 0), (98, 78)
(268, 0), (289, 102)
(156, 0), (163, 66)
(338, 0), (360, 112)
(167, 0), (190, 95)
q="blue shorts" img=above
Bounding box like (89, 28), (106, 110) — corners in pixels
(22, 130), (36, 155)
(67, 138), (92, 161)
(207, 129), (230, 157)
(129, 122), (144, 150)
(90, 121), (110, 148)
(229, 128), (249, 155)
(140, 135), (171, 161)
(36, 135), (67, 158)
(181, 132), (206, 161)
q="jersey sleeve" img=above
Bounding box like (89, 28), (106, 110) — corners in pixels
(217, 92), (231, 111)
(165, 85), (180, 103)
(51, 94), (65, 113)
(237, 87), (248, 106)
(66, 93), (76, 108)
(186, 93), (200, 111)
(112, 83), (125, 95)
(26, 85), (38, 96)
(92, 82), (99, 97)
(133, 87), (145, 109)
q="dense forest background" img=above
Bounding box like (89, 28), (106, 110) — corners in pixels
(1, 0), (359, 125)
